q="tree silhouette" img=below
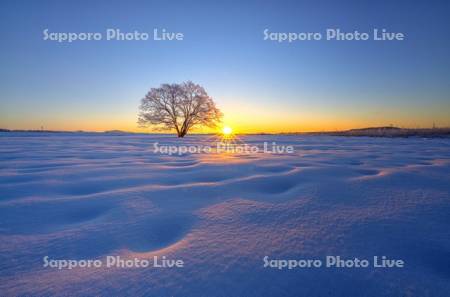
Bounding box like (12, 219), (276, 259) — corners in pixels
(138, 81), (222, 137)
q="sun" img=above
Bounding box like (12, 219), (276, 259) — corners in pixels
(222, 126), (233, 135)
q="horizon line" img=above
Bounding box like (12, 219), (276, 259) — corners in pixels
(2, 125), (450, 135)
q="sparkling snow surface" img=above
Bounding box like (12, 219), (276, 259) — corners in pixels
(1, 133), (449, 296)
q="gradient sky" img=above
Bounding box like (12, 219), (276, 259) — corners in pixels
(1, 0), (449, 133)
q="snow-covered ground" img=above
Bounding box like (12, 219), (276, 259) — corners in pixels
(1, 133), (449, 296)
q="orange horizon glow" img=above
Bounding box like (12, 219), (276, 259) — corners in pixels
(1, 118), (448, 134)
(1, 102), (449, 134)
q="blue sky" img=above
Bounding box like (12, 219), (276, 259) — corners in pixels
(0, 0), (449, 132)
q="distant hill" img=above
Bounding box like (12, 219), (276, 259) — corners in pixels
(312, 127), (450, 138)
(103, 130), (130, 134)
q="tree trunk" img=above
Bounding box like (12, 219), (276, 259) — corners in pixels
(177, 126), (188, 137)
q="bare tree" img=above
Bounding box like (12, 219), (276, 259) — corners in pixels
(138, 81), (222, 137)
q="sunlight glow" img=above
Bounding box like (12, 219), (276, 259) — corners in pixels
(223, 126), (232, 135)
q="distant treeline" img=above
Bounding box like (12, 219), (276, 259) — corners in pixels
(304, 127), (450, 138)
(0, 129), (126, 133)
(0, 129), (80, 133)
(2, 127), (450, 138)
